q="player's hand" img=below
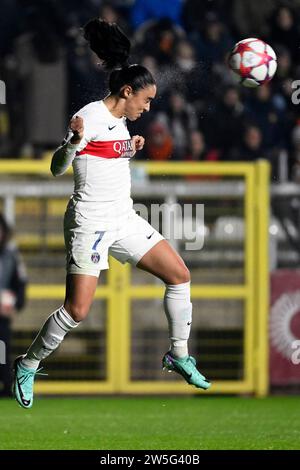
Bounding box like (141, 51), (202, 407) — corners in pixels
(131, 135), (145, 153)
(70, 116), (84, 144)
(0, 290), (16, 318)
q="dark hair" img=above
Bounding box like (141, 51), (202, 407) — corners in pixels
(83, 18), (156, 94)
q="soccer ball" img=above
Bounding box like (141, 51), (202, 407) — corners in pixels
(228, 38), (277, 88)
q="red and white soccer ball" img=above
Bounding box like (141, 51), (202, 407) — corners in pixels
(228, 38), (277, 87)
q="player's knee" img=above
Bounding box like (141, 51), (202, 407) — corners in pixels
(166, 265), (191, 285)
(64, 302), (90, 322)
(176, 266), (191, 284)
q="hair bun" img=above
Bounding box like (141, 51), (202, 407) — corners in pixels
(83, 18), (130, 70)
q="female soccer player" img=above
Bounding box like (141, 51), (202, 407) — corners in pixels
(13, 19), (210, 408)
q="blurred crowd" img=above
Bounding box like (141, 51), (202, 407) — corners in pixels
(0, 0), (300, 181)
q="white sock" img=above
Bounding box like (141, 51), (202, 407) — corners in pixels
(21, 306), (79, 370)
(164, 281), (192, 359)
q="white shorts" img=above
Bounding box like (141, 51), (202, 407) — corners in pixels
(64, 209), (164, 277)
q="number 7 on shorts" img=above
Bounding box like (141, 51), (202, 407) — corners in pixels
(92, 231), (105, 251)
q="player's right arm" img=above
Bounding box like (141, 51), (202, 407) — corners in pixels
(50, 116), (84, 177)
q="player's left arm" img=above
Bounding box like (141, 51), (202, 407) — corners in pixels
(131, 135), (145, 157)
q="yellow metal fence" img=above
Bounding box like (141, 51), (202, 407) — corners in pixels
(0, 160), (270, 396)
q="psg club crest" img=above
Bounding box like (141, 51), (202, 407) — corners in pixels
(91, 252), (100, 264)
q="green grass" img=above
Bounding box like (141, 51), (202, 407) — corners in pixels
(0, 396), (300, 450)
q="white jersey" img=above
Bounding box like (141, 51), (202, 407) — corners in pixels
(56, 100), (135, 229)
(52, 100), (165, 277)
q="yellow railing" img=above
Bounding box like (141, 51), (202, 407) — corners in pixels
(0, 160), (270, 396)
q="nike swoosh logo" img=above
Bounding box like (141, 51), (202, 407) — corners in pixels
(108, 125), (116, 131)
(181, 370), (192, 381)
(146, 231), (155, 239)
(187, 321), (192, 325)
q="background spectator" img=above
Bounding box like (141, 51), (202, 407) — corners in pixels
(184, 130), (220, 181)
(156, 90), (197, 160)
(185, 130), (220, 163)
(131, 0), (183, 30)
(269, 5), (300, 62)
(0, 214), (27, 397)
(230, 124), (265, 162)
(144, 121), (173, 161)
(203, 86), (246, 159)
(244, 84), (287, 152)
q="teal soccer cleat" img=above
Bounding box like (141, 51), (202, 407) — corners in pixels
(162, 352), (211, 390)
(12, 356), (46, 409)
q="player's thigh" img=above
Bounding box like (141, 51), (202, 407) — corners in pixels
(63, 226), (108, 320)
(136, 239), (190, 285)
(110, 214), (189, 284)
(109, 214), (163, 269)
(65, 229), (110, 275)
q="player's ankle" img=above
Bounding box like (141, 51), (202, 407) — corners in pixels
(21, 355), (40, 370)
(170, 340), (188, 359)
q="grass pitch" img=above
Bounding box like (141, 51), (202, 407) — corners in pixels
(0, 396), (299, 450)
